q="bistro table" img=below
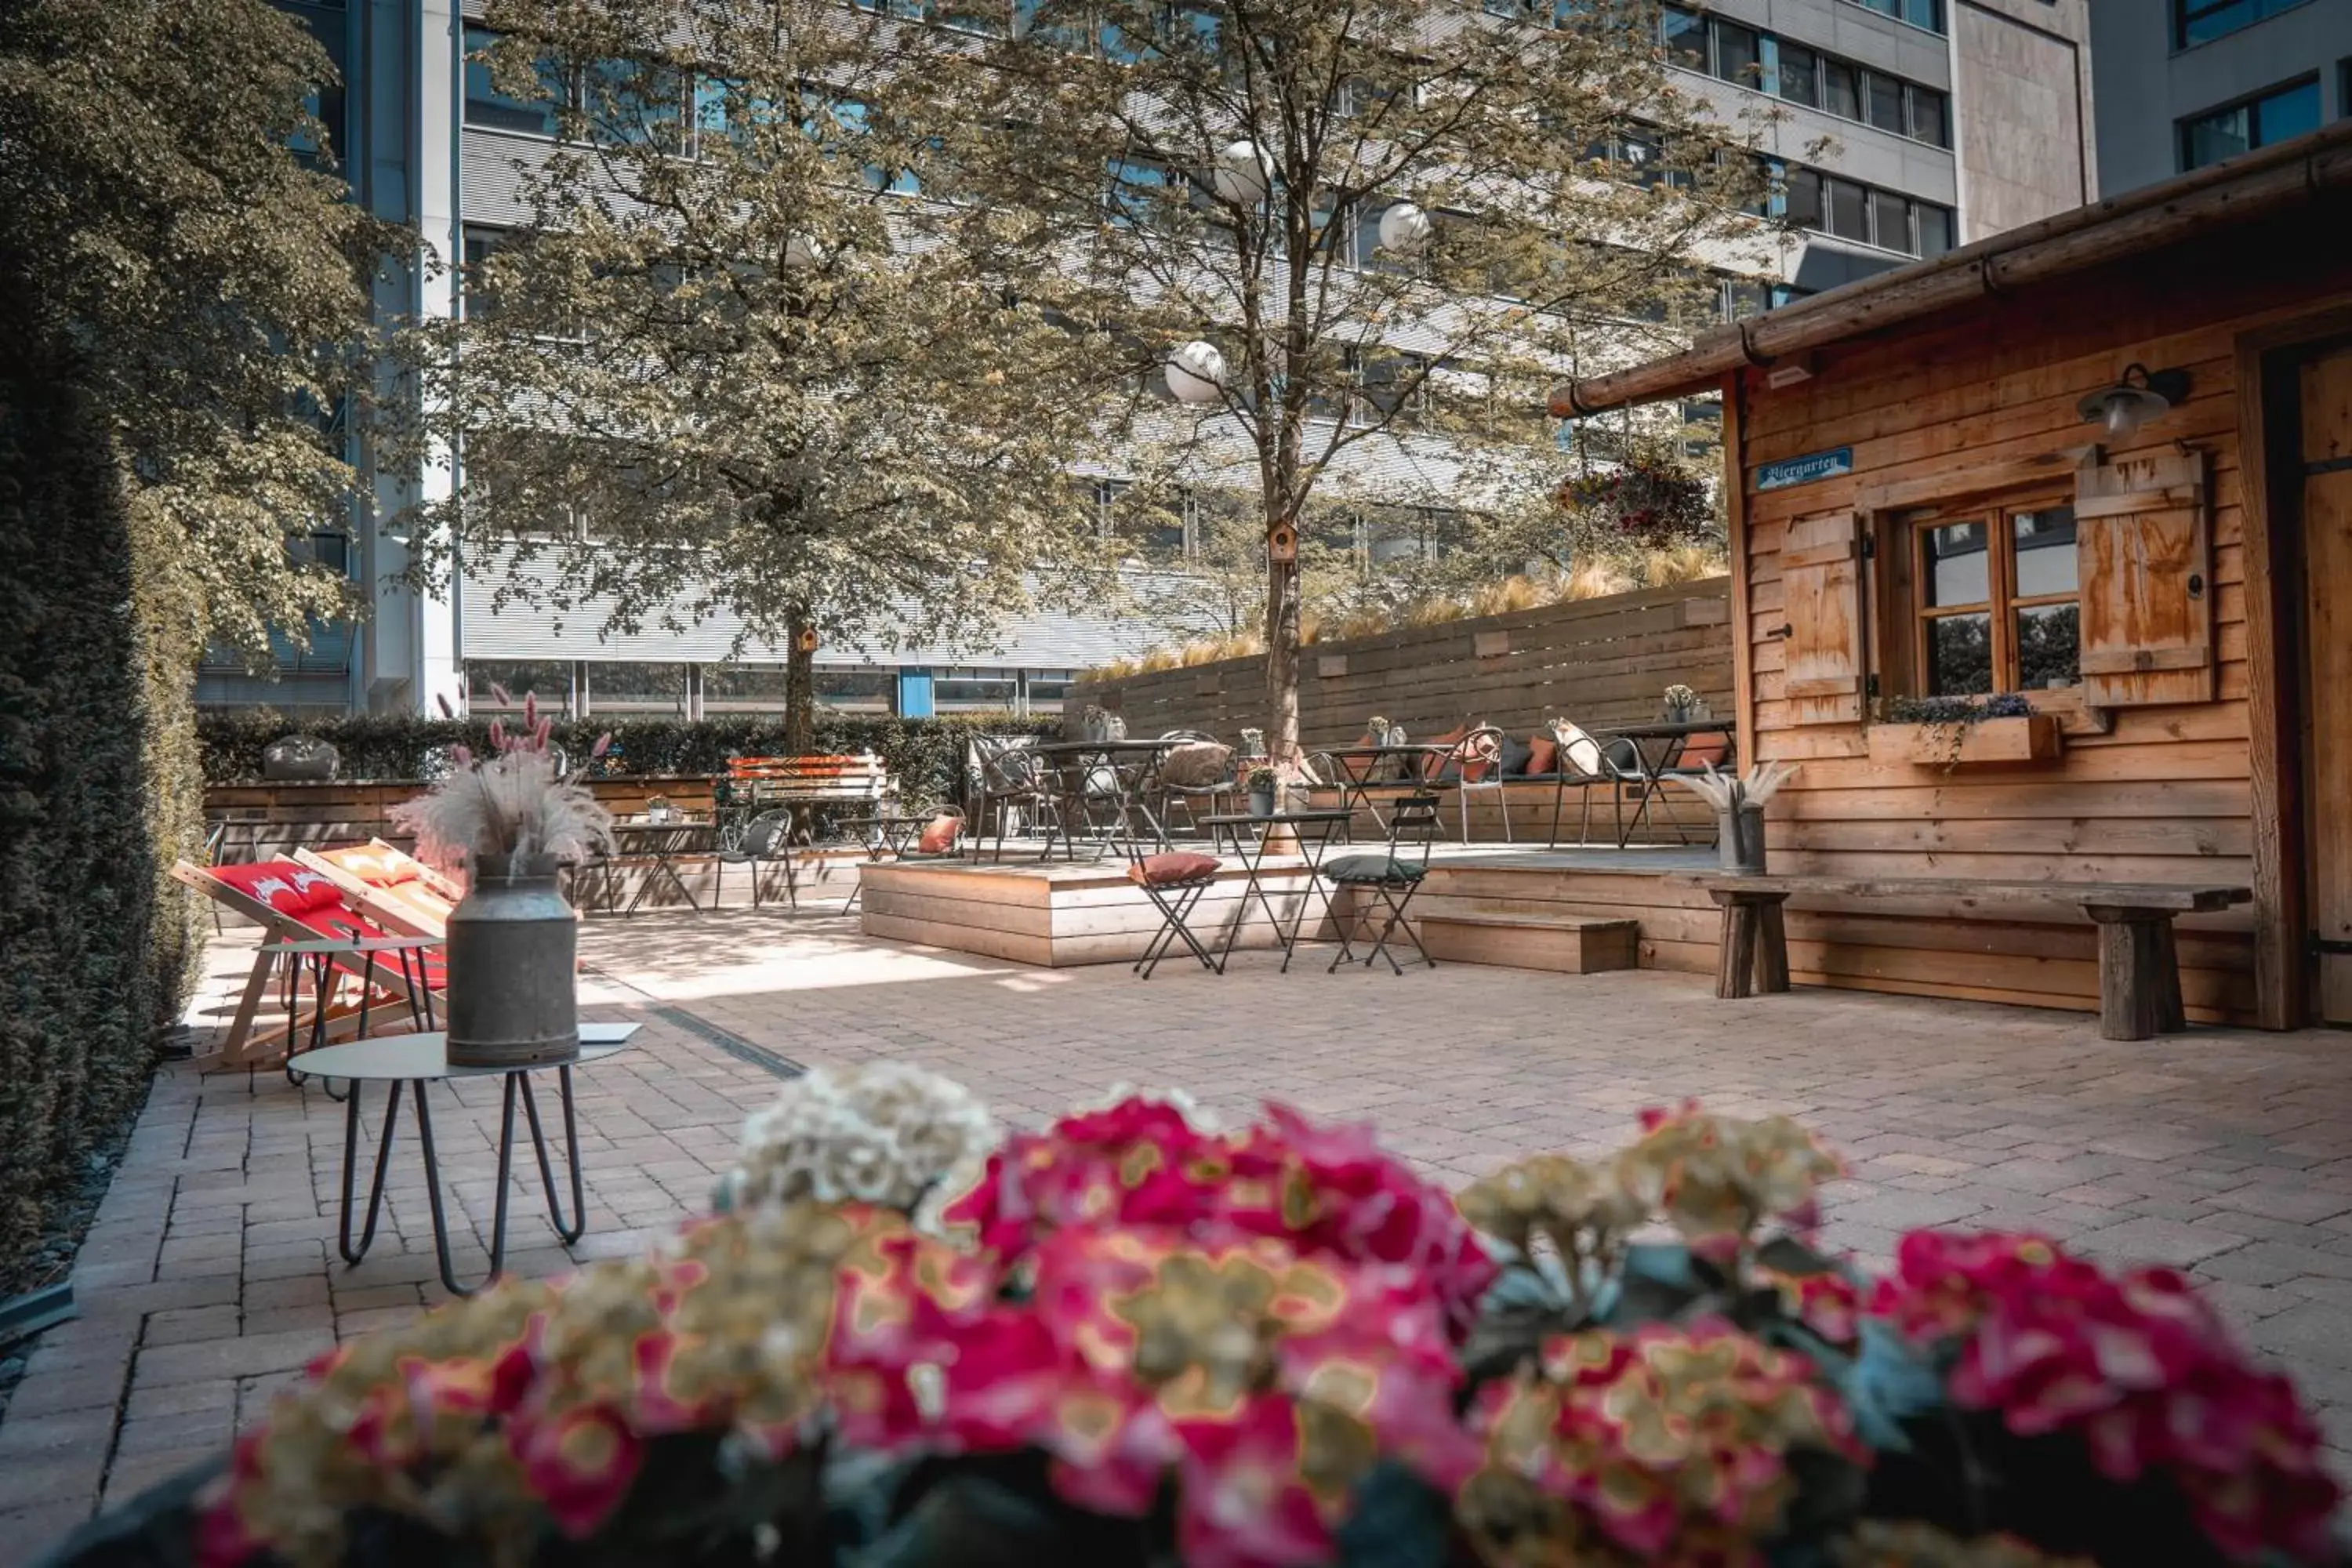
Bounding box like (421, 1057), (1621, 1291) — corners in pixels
(836, 813), (938, 912)
(303, 1021), (638, 1297)
(1312, 745), (1455, 836)
(587, 817), (712, 915)
(271, 935), (444, 1098)
(1588, 718), (1738, 845)
(1028, 739), (1189, 859)
(1198, 809), (1356, 972)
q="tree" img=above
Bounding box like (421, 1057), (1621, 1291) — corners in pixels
(909, 0), (1775, 762)
(393, 0), (1122, 749)
(0, 0), (390, 662)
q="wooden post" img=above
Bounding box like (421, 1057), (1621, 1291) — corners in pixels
(1708, 888), (1791, 1000)
(2085, 906), (2180, 1042)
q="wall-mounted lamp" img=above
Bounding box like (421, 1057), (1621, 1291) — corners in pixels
(2077, 363), (2190, 440)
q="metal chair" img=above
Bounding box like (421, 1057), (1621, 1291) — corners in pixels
(1320, 792), (1442, 975)
(967, 735), (1054, 862)
(715, 808), (797, 910)
(1151, 728), (1236, 839)
(1436, 724), (1508, 842)
(1124, 845), (1226, 979)
(1543, 720), (1613, 849)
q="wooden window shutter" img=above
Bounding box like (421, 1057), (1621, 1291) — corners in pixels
(2074, 452), (2212, 706)
(1780, 510), (1865, 725)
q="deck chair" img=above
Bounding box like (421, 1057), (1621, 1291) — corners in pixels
(295, 840), (462, 938)
(1125, 847), (1225, 979)
(1320, 793), (1442, 975)
(171, 858), (447, 1070)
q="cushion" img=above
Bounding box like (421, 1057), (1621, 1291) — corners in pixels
(211, 859), (346, 916)
(1526, 735), (1559, 777)
(1158, 742), (1234, 789)
(1551, 722), (1605, 777)
(326, 846), (418, 887)
(1127, 851), (1221, 888)
(1322, 852), (1428, 885)
(1421, 723), (1471, 782)
(1679, 731), (1733, 771)
(917, 813), (963, 855)
(1498, 735), (1534, 777)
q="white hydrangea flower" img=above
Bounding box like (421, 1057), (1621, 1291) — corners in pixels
(723, 1062), (998, 1218)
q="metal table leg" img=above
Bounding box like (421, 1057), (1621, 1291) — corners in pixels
(517, 1067), (587, 1243)
(337, 1080), (400, 1265)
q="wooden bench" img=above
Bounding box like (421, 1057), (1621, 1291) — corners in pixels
(1417, 912), (1638, 975)
(1690, 875), (2252, 1042)
(728, 754), (894, 809)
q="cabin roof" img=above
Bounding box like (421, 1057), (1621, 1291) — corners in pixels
(1552, 120), (2352, 419)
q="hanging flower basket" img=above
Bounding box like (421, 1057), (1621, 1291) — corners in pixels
(1557, 449), (1715, 550)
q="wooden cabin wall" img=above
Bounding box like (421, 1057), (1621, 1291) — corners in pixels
(1732, 227), (2352, 1025)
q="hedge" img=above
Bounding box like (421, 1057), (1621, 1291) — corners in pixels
(196, 712), (1065, 810)
(0, 339), (203, 1292)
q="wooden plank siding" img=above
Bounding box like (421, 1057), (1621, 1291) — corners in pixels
(1067, 580), (1733, 750)
(1724, 220), (2352, 1025)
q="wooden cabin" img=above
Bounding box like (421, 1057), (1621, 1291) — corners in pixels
(1553, 122), (2352, 1031)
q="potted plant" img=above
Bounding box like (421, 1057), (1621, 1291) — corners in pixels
(1661, 682), (1703, 723)
(50, 1082), (2343, 1568)
(1246, 764), (1279, 817)
(1556, 441), (1715, 550)
(1667, 760), (1798, 873)
(1870, 693), (2063, 770)
(390, 692), (612, 1067)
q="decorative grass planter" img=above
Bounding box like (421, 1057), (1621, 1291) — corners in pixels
(1867, 713), (2065, 768)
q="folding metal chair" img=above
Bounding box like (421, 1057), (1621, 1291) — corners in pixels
(1320, 793), (1441, 975)
(715, 808), (798, 910)
(1125, 847), (1226, 979)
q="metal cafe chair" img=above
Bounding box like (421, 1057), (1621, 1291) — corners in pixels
(714, 808), (798, 910)
(1320, 792), (1443, 975)
(967, 735), (1054, 862)
(1124, 844), (1227, 979)
(1436, 724), (1509, 843)
(1151, 728), (1237, 839)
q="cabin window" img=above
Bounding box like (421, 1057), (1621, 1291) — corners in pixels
(1904, 499), (2080, 697)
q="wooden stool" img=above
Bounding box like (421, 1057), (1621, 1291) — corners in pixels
(2083, 903), (2189, 1041)
(1705, 888), (1790, 999)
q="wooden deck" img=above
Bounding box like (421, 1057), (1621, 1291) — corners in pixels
(857, 844), (1719, 970)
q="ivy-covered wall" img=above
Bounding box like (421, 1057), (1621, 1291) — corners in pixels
(195, 712), (1062, 811)
(0, 350), (203, 1293)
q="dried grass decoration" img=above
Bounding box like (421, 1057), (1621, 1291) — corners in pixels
(391, 690), (615, 870)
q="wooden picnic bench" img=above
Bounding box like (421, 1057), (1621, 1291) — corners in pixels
(727, 753), (893, 804)
(1690, 875), (2253, 1042)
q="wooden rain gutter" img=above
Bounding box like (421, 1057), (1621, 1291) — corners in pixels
(1551, 120), (2352, 418)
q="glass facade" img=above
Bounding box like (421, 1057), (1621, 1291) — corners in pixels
(2180, 77), (2323, 170)
(1662, 6), (1951, 148)
(2176, 0), (2314, 49)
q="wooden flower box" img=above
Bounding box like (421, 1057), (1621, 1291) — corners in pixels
(1867, 713), (2066, 768)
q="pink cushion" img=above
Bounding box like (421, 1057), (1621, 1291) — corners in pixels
(917, 814), (963, 855)
(210, 859), (346, 916)
(1127, 851), (1220, 887)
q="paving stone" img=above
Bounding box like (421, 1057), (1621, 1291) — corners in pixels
(2069, 1216), (2252, 1268)
(129, 1329), (336, 1390)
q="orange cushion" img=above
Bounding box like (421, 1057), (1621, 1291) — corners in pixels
(1127, 851), (1220, 887)
(1421, 722), (1471, 781)
(325, 846), (418, 887)
(1526, 735), (1559, 776)
(917, 813), (962, 855)
(1681, 731), (1732, 770)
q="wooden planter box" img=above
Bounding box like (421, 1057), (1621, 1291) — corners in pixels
(1867, 714), (2065, 768)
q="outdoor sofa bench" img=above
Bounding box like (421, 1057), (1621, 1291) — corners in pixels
(1690, 874), (2253, 1043)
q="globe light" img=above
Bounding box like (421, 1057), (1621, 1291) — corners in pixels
(1376, 201), (1433, 254)
(1166, 340), (1228, 405)
(1210, 140), (1269, 205)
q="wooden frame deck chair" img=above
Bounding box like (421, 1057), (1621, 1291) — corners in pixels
(295, 840), (462, 938)
(170, 858), (447, 1070)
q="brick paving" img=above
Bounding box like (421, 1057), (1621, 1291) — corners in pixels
(6, 908), (2352, 1563)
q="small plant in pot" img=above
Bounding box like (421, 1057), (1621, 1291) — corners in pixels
(390, 691), (613, 1067)
(1246, 764), (1279, 817)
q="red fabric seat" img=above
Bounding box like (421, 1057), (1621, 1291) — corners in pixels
(1127, 851), (1220, 887)
(205, 860), (445, 989)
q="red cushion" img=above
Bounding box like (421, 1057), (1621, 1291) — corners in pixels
(210, 859), (347, 916)
(917, 813), (962, 855)
(1421, 723), (1470, 781)
(1127, 851), (1220, 887)
(1681, 731), (1733, 769)
(1526, 735), (1559, 776)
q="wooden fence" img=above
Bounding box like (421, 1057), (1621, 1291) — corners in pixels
(1066, 579), (1733, 746)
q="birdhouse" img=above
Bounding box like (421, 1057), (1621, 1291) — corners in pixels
(796, 628), (820, 655)
(1267, 523), (1298, 564)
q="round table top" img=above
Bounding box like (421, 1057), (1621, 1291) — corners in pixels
(296, 1022), (637, 1082)
(267, 936), (444, 954)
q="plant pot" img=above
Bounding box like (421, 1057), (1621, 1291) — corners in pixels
(1248, 787), (1277, 818)
(1867, 714), (2064, 768)
(445, 853), (578, 1068)
(1718, 802), (1766, 873)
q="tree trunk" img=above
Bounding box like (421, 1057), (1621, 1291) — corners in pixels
(783, 606), (815, 754)
(1265, 553), (1301, 769)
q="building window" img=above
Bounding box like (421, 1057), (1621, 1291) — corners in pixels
(935, 668), (1018, 710)
(1907, 500), (2079, 697)
(1844, 0), (1944, 35)
(463, 24), (563, 136)
(468, 661), (574, 713)
(2175, 0), (2313, 50)
(1666, 10), (1948, 147)
(1779, 165), (1951, 258)
(583, 661), (685, 715)
(2179, 75), (2322, 169)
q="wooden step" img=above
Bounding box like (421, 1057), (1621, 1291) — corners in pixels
(1416, 912), (1638, 975)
